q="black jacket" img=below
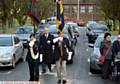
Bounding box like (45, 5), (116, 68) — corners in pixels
(54, 37), (70, 61)
(112, 40), (120, 56)
(39, 34), (54, 63)
(26, 40), (39, 62)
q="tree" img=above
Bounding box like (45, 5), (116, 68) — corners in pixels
(99, 0), (120, 31)
(38, 0), (53, 21)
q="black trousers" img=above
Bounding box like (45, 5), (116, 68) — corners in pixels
(102, 60), (112, 79)
(28, 61), (39, 81)
(42, 62), (52, 72)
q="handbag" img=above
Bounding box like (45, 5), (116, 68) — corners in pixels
(99, 47), (111, 63)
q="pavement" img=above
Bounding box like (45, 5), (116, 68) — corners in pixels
(0, 27), (119, 84)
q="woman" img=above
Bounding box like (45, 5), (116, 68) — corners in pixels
(100, 33), (112, 79)
(26, 34), (40, 81)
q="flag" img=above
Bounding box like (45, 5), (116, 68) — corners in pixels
(27, 0), (40, 24)
(56, 0), (64, 32)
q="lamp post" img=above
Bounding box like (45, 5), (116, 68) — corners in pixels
(77, 0), (80, 21)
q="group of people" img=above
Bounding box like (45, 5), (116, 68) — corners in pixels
(100, 32), (120, 79)
(25, 25), (71, 84)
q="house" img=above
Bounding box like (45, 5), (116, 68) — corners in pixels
(63, 0), (104, 22)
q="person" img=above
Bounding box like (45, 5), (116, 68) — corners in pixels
(100, 33), (112, 79)
(26, 34), (40, 81)
(39, 25), (54, 74)
(53, 31), (70, 84)
(112, 35), (120, 58)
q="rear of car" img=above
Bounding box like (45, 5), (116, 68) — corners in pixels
(87, 23), (109, 44)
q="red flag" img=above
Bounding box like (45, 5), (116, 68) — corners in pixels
(32, 0), (36, 6)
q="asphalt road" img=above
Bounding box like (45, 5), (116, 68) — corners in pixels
(0, 27), (119, 84)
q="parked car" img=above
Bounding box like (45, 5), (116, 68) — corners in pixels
(48, 25), (75, 64)
(0, 34), (24, 68)
(16, 25), (35, 48)
(77, 21), (86, 27)
(65, 22), (79, 46)
(89, 34), (117, 73)
(86, 23), (109, 44)
(36, 23), (47, 38)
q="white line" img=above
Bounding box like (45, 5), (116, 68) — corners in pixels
(87, 58), (90, 63)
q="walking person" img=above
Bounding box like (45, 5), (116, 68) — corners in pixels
(39, 25), (54, 74)
(100, 33), (112, 79)
(112, 35), (120, 58)
(26, 34), (40, 81)
(53, 31), (70, 84)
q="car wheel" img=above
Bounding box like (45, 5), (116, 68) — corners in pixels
(90, 65), (97, 74)
(12, 56), (16, 69)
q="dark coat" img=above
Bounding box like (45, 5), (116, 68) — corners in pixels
(39, 34), (54, 64)
(112, 40), (120, 56)
(100, 40), (112, 60)
(54, 37), (70, 61)
(26, 40), (39, 62)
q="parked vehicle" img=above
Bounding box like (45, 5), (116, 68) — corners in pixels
(89, 34), (117, 73)
(16, 25), (35, 48)
(86, 23), (109, 44)
(0, 34), (24, 68)
(65, 22), (79, 46)
(49, 25), (75, 64)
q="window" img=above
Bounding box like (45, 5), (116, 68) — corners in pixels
(14, 37), (20, 44)
(88, 6), (93, 13)
(80, 6), (85, 13)
(64, 6), (70, 13)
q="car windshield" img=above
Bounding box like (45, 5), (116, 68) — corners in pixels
(49, 26), (68, 34)
(0, 37), (13, 46)
(38, 24), (46, 29)
(94, 36), (117, 48)
(16, 27), (33, 34)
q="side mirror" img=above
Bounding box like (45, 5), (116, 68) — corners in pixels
(88, 44), (94, 48)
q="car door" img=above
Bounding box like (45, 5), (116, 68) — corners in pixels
(14, 37), (23, 61)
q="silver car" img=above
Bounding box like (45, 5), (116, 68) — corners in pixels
(89, 34), (117, 73)
(0, 34), (24, 68)
(16, 25), (35, 48)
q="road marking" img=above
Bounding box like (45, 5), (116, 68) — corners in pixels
(87, 58), (90, 63)
(88, 72), (92, 75)
(86, 49), (89, 51)
(0, 70), (12, 75)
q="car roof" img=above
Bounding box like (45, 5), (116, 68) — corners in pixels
(17, 25), (34, 29)
(66, 22), (77, 25)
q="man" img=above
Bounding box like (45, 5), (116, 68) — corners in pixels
(112, 35), (120, 59)
(53, 31), (70, 84)
(39, 25), (54, 73)
(26, 34), (40, 81)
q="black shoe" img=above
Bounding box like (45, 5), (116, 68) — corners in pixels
(63, 80), (67, 84)
(57, 79), (61, 83)
(41, 71), (46, 74)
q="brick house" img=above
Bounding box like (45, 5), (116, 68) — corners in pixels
(63, 0), (104, 22)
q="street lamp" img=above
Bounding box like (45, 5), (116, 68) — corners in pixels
(77, 0), (80, 21)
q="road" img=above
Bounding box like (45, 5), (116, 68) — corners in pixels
(0, 28), (119, 84)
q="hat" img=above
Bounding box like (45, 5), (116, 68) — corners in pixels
(104, 32), (111, 39)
